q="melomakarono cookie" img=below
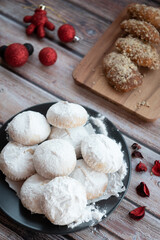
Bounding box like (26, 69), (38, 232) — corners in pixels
(115, 36), (160, 70)
(120, 19), (160, 45)
(40, 176), (87, 225)
(7, 111), (51, 145)
(46, 101), (88, 129)
(33, 139), (76, 179)
(103, 52), (143, 92)
(0, 142), (36, 181)
(81, 134), (123, 173)
(128, 3), (160, 31)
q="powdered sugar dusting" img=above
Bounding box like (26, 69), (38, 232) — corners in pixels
(68, 204), (106, 229)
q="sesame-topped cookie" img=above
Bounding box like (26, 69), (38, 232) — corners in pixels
(128, 4), (160, 31)
(115, 36), (160, 70)
(103, 52), (143, 92)
(120, 19), (160, 45)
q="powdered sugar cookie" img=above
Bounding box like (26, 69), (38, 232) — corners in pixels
(20, 174), (49, 214)
(0, 142), (36, 181)
(49, 126), (89, 158)
(33, 139), (76, 179)
(41, 176), (87, 225)
(81, 134), (123, 173)
(7, 111), (51, 145)
(70, 160), (108, 200)
(46, 101), (88, 129)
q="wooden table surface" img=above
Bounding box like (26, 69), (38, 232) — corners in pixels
(0, 0), (160, 239)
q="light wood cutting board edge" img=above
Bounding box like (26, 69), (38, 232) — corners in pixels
(72, 5), (160, 122)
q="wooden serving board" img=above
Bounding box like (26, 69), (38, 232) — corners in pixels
(73, 6), (160, 122)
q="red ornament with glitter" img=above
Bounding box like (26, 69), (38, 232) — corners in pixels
(58, 24), (79, 43)
(0, 43), (34, 67)
(23, 4), (55, 38)
(39, 47), (57, 66)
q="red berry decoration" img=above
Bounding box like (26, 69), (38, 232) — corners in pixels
(58, 24), (79, 43)
(39, 47), (57, 66)
(0, 43), (34, 67)
(23, 4), (55, 38)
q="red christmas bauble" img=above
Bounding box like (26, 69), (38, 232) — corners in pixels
(58, 24), (75, 43)
(39, 47), (57, 66)
(4, 43), (29, 67)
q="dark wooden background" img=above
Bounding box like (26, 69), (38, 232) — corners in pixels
(0, 0), (160, 239)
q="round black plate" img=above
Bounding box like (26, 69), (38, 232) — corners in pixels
(0, 103), (131, 234)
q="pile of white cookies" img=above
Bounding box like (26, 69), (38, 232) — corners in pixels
(0, 101), (124, 226)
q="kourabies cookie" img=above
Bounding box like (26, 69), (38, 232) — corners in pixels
(81, 134), (123, 173)
(7, 111), (51, 145)
(46, 101), (88, 129)
(70, 159), (108, 200)
(0, 142), (36, 181)
(20, 174), (49, 214)
(33, 139), (76, 179)
(49, 126), (89, 158)
(40, 176), (87, 225)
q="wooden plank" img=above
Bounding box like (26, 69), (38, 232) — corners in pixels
(69, 226), (121, 240)
(0, 209), (121, 240)
(73, 6), (160, 121)
(0, 223), (23, 240)
(124, 136), (160, 217)
(99, 199), (160, 240)
(0, 210), (69, 240)
(0, 0), (109, 56)
(70, 0), (159, 21)
(0, 68), (159, 239)
(0, 15), (160, 152)
(0, 67), (59, 123)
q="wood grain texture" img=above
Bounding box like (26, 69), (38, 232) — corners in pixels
(73, 6), (160, 121)
(0, 67), (59, 123)
(70, 0), (159, 21)
(0, 15), (160, 152)
(0, 223), (23, 240)
(0, 0), (109, 56)
(0, 67), (160, 240)
(100, 199), (160, 240)
(124, 136), (160, 217)
(0, 0), (160, 239)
